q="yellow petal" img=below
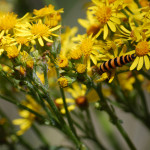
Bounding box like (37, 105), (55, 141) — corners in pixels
(108, 70), (115, 83)
(38, 37), (44, 46)
(43, 36), (53, 43)
(13, 119), (26, 125)
(49, 25), (61, 32)
(68, 105), (76, 112)
(90, 54), (97, 65)
(130, 57), (139, 70)
(110, 17), (120, 24)
(107, 21), (116, 32)
(144, 55), (150, 70)
(103, 24), (108, 40)
(137, 57), (143, 71)
(87, 57), (91, 70)
(78, 19), (89, 28)
(120, 25), (130, 34)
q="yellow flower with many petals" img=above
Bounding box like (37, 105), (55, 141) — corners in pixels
(15, 20), (61, 47)
(5, 45), (20, 59)
(74, 34), (99, 70)
(0, 12), (17, 37)
(56, 55), (68, 68)
(130, 41), (150, 70)
(88, 0), (121, 39)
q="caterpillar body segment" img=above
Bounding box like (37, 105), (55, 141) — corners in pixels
(99, 54), (136, 74)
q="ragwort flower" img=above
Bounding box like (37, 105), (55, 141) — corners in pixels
(15, 20), (61, 47)
(88, 0), (121, 39)
(130, 40), (150, 70)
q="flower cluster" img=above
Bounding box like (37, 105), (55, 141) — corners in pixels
(0, 1), (150, 149)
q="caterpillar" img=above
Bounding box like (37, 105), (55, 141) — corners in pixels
(99, 54), (136, 74)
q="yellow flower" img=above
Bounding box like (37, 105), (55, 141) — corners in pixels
(5, 45), (20, 58)
(45, 13), (62, 27)
(13, 95), (44, 135)
(56, 55), (68, 68)
(55, 83), (100, 112)
(89, 0), (121, 39)
(74, 34), (99, 70)
(130, 41), (150, 70)
(33, 4), (63, 18)
(76, 64), (86, 73)
(69, 48), (82, 60)
(57, 77), (68, 88)
(0, 12), (17, 36)
(15, 20), (61, 47)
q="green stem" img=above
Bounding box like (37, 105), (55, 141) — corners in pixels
(93, 83), (136, 150)
(29, 83), (60, 127)
(59, 87), (78, 139)
(43, 64), (49, 88)
(32, 124), (49, 147)
(31, 76), (82, 148)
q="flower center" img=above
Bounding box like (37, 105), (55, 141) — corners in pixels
(75, 96), (88, 109)
(31, 22), (49, 37)
(108, 0), (116, 4)
(80, 38), (93, 56)
(95, 6), (112, 24)
(135, 41), (149, 56)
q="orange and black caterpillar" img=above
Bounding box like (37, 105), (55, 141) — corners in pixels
(99, 54), (136, 74)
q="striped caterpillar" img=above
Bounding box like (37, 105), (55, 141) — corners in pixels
(99, 54), (136, 74)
